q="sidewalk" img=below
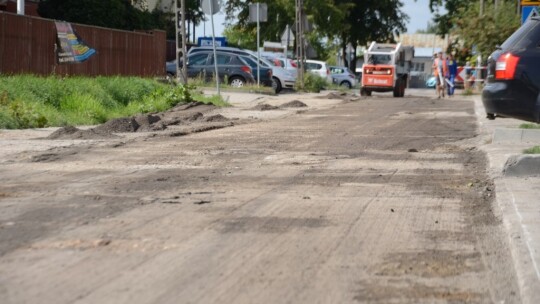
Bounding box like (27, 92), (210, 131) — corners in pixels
(474, 96), (540, 304)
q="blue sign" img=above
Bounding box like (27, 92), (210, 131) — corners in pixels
(198, 37), (227, 47)
(522, 6), (539, 24)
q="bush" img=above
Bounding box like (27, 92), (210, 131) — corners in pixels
(296, 72), (327, 93)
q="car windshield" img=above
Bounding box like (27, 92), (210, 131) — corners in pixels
(367, 54), (392, 65)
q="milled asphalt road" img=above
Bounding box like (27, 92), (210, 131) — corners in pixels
(0, 89), (537, 303)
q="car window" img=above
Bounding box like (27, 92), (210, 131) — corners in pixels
(217, 54), (233, 64)
(188, 53), (208, 65)
(306, 63), (321, 70)
(240, 56), (257, 68)
(501, 19), (540, 50)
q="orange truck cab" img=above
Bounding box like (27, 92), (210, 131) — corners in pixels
(361, 42), (414, 97)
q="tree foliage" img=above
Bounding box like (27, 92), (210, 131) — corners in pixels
(223, 0), (408, 69)
(428, 0), (520, 64)
(451, 1), (520, 63)
(37, 0), (204, 40)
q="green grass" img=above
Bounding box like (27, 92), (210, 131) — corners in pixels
(519, 123), (540, 129)
(0, 75), (228, 129)
(523, 146), (540, 154)
(183, 75), (276, 95)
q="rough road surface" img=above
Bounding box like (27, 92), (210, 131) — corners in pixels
(0, 92), (520, 303)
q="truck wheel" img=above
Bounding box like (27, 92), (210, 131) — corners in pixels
(399, 79), (406, 97)
(360, 88), (371, 96)
(393, 79), (401, 97)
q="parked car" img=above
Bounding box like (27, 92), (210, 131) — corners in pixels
(305, 59), (332, 82)
(166, 59), (178, 77)
(180, 51), (255, 87)
(329, 66), (357, 89)
(237, 55), (274, 89)
(482, 16), (540, 123)
(189, 46), (294, 93)
(260, 52), (298, 75)
(246, 52), (296, 92)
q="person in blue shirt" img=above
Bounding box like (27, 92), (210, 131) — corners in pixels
(446, 54), (458, 97)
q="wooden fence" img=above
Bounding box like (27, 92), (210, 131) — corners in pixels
(0, 11), (166, 77)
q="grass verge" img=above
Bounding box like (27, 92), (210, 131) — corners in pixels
(519, 123), (540, 129)
(0, 75), (228, 129)
(523, 146), (540, 154)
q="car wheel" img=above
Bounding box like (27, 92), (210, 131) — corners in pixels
(229, 76), (246, 88)
(340, 81), (352, 89)
(273, 77), (282, 93)
(486, 113), (496, 120)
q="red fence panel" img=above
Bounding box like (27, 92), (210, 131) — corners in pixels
(0, 11), (166, 77)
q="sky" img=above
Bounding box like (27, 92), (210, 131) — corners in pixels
(195, 0), (436, 38)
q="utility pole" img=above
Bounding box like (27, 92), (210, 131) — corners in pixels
(295, 0), (304, 89)
(17, 0), (24, 15)
(175, 0), (188, 84)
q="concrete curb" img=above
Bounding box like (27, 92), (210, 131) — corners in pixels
(504, 155), (540, 177)
(493, 128), (540, 144)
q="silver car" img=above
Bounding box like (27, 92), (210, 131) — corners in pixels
(329, 66), (357, 89)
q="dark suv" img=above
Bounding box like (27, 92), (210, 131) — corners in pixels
(482, 17), (540, 123)
(167, 51), (256, 87)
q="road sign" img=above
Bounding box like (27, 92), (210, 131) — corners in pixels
(522, 6), (539, 24)
(281, 25), (294, 46)
(201, 0), (219, 15)
(522, 0), (540, 5)
(249, 3), (268, 22)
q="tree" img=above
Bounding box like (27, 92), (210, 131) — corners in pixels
(223, 0), (408, 69)
(38, 0), (145, 30)
(451, 1), (520, 64)
(338, 0), (408, 69)
(428, 0), (520, 36)
(37, 0), (204, 40)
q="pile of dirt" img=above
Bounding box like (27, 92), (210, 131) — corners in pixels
(93, 118), (139, 133)
(46, 102), (225, 140)
(47, 126), (80, 139)
(47, 126), (119, 140)
(250, 104), (280, 111)
(318, 92), (361, 102)
(279, 100), (307, 108)
(319, 92), (348, 99)
(204, 114), (229, 122)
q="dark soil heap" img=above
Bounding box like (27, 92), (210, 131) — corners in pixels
(46, 101), (223, 140)
(279, 100), (307, 108)
(249, 104), (280, 111)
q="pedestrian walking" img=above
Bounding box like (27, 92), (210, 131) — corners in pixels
(446, 54), (457, 97)
(432, 52), (448, 99)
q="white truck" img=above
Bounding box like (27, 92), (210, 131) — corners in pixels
(360, 42), (414, 97)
